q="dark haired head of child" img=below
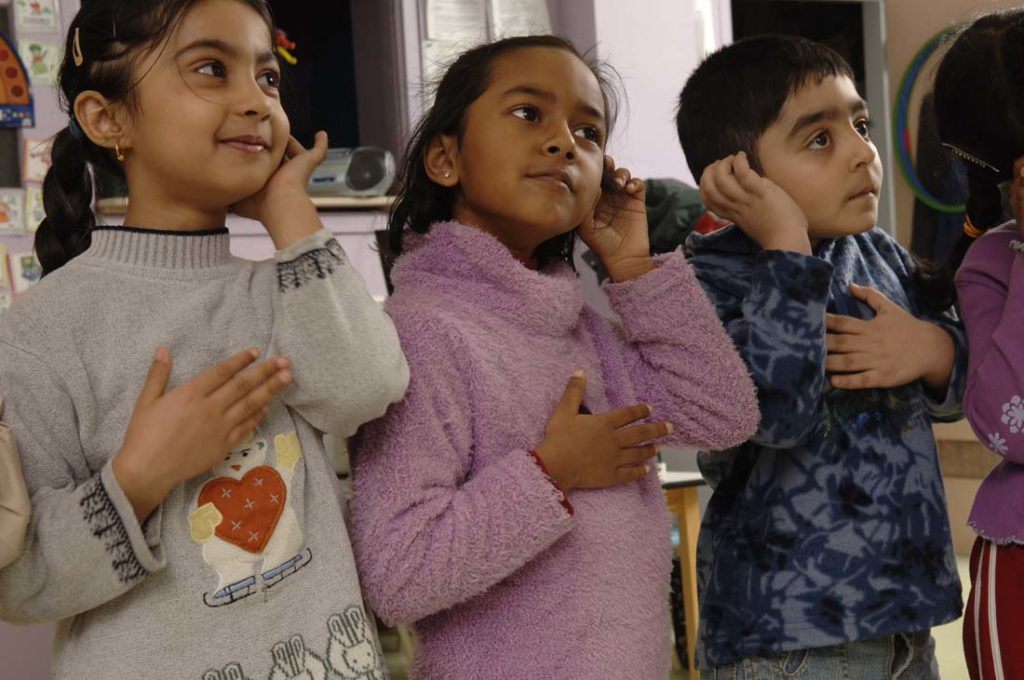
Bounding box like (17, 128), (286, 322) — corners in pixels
(677, 34), (955, 310)
(933, 9), (1024, 273)
(387, 35), (622, 270)
(36, 0), (280, 276)
(676, 34), (882, 245)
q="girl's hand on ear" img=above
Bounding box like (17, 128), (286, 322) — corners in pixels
(579, 156), (655, 282)
(112, 347), (294, 521)
(233, 131), (329, 249)
(825, 283), (954, 394)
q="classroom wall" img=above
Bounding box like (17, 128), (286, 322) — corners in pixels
(550, 0), (702, 183)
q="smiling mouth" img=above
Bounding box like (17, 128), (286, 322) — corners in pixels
(221, 136), (270, 153)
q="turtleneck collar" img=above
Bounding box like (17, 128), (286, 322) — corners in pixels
(80, 226), (234, 273)
(389, 221), (584, 336)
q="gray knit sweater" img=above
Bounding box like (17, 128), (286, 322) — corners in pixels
(0, 226), (409, 679)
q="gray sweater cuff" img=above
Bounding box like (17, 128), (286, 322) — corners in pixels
(98, 461), (167, 575)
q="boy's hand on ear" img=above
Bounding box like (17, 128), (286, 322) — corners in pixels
(825, 283), (954, 394)
(233, 131), (329, 249)
(579, 156), (656, 282)
(700, 151), (811, 255)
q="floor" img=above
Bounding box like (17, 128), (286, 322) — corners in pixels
(932, 555), (971, 680)
(382, 556), (974, 679)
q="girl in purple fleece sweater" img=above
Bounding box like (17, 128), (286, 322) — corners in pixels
(349, 36), (758, 679)
(934, 10), (1024, 677)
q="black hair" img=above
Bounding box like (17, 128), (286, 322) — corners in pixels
(933, 10), (1024, 278)
(675, 34), (854, 180)
(36, 0), (274, 276)
(386, 35), (621, 271)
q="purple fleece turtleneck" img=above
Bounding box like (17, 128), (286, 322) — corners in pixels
(350, 221), (758, 679)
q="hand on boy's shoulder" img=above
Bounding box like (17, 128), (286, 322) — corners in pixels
(699, 151), (812, 255)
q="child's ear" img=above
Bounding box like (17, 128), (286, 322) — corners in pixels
(73, 90), (131, 155)
(423, 134), (459, 187)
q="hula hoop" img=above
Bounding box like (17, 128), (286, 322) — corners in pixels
(892, 26), (964, 213)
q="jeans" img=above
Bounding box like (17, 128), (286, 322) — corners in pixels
(702, 630), (940, 680)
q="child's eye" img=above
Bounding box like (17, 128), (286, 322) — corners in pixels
(196, 61), (227, 79)
(573, 126), (603, 145)
(257, 70), (281, 90)
(855, 118), (873, 140)
(808, 131), (830, 150)
(511, 105), (540, 122)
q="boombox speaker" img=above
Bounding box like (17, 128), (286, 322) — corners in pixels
(307, 147), (396, 197)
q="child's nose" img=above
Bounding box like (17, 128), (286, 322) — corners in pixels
(237, 81), (273, 118)
(849, 133), (877, 169)
(544, 123), (577, 160)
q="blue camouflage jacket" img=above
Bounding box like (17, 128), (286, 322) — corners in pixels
(685, 224), (965, 668)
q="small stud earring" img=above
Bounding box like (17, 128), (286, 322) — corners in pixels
(443, 171), (451, 179)
(115, 143), (125, 162)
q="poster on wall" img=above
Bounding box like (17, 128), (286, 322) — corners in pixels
(0, 189), (24, 234)
(0, 30), (34, 128)
(14, 0), (61, 33)
(22, 136), (51, 183)
(10, 251), (40, 294)
(18, 39), (61, 86)
(24, 185), (43, 232)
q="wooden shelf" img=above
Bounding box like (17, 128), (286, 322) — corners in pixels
(95, 195), (394, 215)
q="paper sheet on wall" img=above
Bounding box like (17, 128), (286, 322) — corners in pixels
(489, 0), (551, 38)
(0, 190), (24, 235)
(421, 0), (551, 89)
(9, 251), (40, 295)
(426, 0), (488, 42)
(14, 0), (61, 34)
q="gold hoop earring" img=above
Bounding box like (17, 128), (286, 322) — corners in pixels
(115, 143), (125, 162)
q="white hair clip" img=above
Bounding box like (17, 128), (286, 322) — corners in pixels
(942, 142), (1001, 174)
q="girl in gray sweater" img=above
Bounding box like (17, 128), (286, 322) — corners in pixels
(0, 1), (409, 678)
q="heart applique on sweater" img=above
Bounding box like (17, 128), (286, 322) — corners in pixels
(198, 466), (286, 553)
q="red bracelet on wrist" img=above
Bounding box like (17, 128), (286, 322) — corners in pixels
(527, 450), (574, 516)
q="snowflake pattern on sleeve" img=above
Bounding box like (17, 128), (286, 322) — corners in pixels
(80, 477), (147, 584)
(276, 239), (344, 292)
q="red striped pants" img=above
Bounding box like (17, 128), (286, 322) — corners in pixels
(964, 536), (1024, 680)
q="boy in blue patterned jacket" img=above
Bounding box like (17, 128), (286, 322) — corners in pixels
(676, 35), (966, 678)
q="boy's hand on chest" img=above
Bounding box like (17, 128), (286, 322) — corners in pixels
(824, 282), (954, 393)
